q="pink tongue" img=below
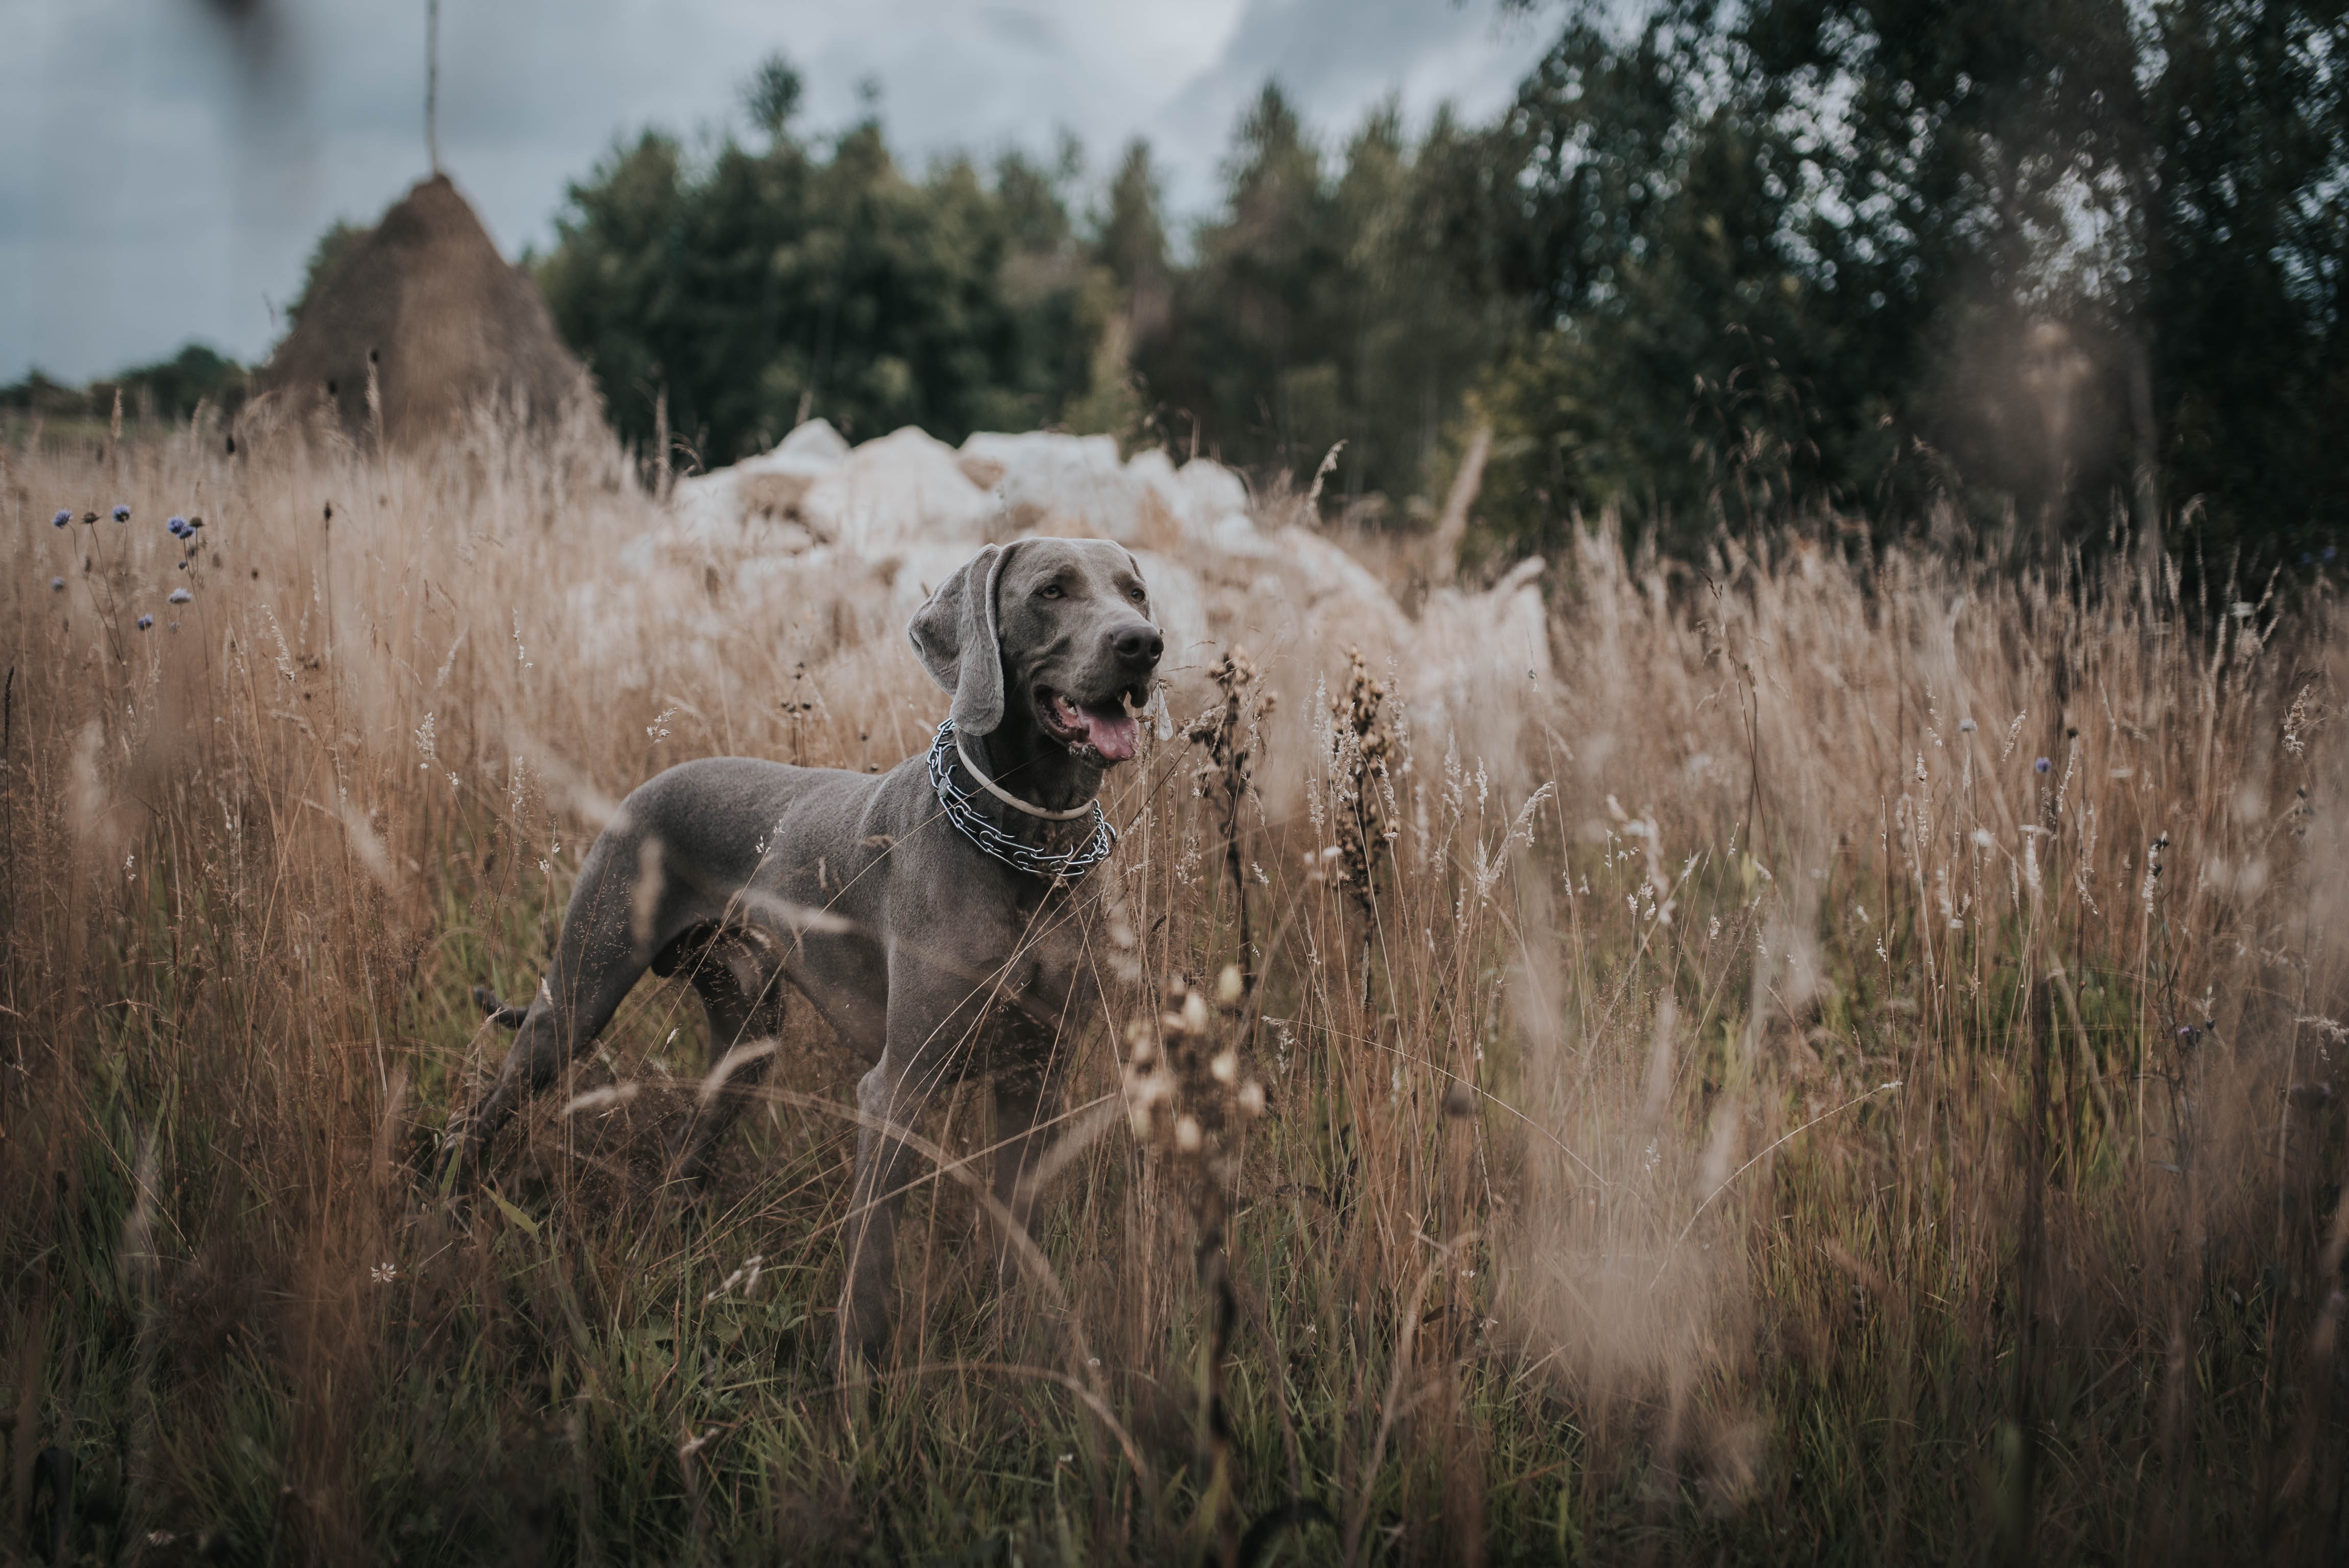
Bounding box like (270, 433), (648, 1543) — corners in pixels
(1081, 706), (1139, 762)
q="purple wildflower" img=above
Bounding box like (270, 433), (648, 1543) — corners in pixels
(52, 509), (70, 528)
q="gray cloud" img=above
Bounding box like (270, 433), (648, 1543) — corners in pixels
(1147, 0), (1547, 212)
(0, 0), (1548, 383)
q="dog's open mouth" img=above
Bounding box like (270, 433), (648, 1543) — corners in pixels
(1038, 686), (1144, 763)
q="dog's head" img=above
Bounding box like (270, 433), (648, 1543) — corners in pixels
(908, 538), (1162, 764)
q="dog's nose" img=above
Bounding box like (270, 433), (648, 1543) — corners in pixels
(1112, 624), (1163, 669)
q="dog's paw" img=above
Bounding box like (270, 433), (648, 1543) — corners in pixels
(472, 984), (527, 1028)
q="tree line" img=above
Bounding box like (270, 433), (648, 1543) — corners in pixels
(13, 0), (2341, 567)
(542, 0), (2346, 566)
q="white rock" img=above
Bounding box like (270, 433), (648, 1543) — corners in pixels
(962, 430), (1148, 541)
(601, 423), (1554, 808)
(1176, 457), (1251, 524)
(1126, 549), (1210, 674)
(769, 417), (853, 466)
(1121, 448), (1257, 550)
(663, 417), (848, 552)
(728, 417), (849, 518)
(1413, 556), (1552, 787)
(801, 426), (996, 555)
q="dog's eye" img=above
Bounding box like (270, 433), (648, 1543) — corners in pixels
(1128, 587), (1146, 603)
(1039, 584), (1064, 599)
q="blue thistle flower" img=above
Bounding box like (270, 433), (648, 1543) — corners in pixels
(112, 504), (130, 523)
(169, 621), (180, 632)
(2034, 756), (2051, 773)
(168, 516), (188, 537)
(177, 560), (187, 570)
(1958, 717), (1977, 733)
(136, 614), (154, 630)
(51, 509), (70, 528)
(50, 576), (65, 592)
(169, 588), (191, 605)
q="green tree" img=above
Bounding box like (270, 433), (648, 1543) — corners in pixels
(536, 61), (1112, 465)
(1464, 8), (1845, 556)
(1131, 86), (1507, 511)
(1470, 0), (2349, 564)
(745, 52), (803, 143)
(2142, 0), (2349, 557)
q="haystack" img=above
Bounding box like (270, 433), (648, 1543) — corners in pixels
(252, 174), (596, 444)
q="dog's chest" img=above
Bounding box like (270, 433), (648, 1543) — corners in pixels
(968, 888), (1099, 1066)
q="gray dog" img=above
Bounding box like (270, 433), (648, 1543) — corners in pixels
(453, 537), (1162, 1363)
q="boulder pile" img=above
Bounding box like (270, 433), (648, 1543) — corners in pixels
(590, 421), (1553, 795)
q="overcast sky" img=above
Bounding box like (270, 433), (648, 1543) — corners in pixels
(1, 0), (1552, 384)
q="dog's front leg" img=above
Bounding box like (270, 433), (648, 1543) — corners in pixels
(837, 936), (1001, 1370)
(839, 1050), (922, 1370)
(989, 1064), (1067, 1297)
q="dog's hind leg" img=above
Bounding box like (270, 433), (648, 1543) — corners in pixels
(672, 931), (787, 1191)
(457, 952), (646, 1186)
(454, 825), (708, 1185)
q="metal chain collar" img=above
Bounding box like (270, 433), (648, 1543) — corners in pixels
(926, 719), (1116, 882)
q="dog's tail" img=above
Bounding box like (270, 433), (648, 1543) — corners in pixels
(472, 984), (529, 1029)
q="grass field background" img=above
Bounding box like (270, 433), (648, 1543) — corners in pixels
(3, 407), (2345, 1563)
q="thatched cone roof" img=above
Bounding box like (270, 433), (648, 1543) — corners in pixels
(253, 174), (597, 444)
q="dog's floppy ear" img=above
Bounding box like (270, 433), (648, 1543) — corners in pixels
(908, 542), (1018, 735)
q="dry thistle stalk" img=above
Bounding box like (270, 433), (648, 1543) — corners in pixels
(1186, 647), (1273, 978)
(1329, 645), (1395, 916)
(1122, 967), (1266, 1563)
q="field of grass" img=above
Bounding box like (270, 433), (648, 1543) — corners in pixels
(3, 407), (2345, 1564)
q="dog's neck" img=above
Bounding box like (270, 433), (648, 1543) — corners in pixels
(960, 711), (1108, 833)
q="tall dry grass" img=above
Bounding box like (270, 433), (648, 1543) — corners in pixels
(2, 405), (2344, 1564)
